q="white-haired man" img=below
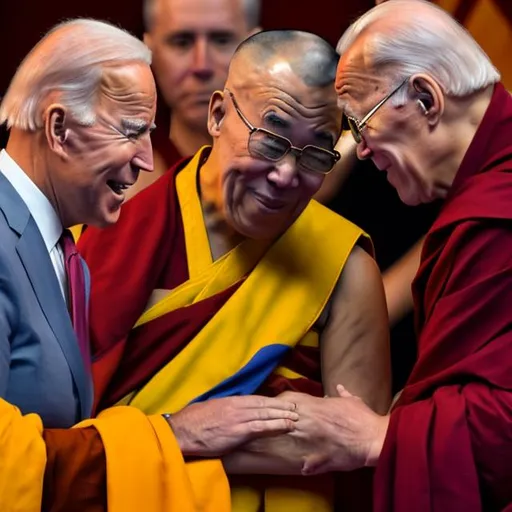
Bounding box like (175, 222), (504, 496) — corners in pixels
(232, 2), (512, 510)
(125, 0), (261, 198)
(0, 18), (298, 512)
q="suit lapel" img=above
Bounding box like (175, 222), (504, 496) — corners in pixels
(0, 173), (92, 419)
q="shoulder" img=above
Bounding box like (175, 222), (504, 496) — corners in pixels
(323, 244), (384, 324)
(433, 218), (512, 293)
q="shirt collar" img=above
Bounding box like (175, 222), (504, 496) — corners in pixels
(0, 149), (62, 252)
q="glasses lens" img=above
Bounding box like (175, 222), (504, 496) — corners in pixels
(249, 130), (290, 161)
(300, 147), (337, 174)
(347, 117), (362, 144)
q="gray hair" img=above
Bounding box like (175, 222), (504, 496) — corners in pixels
(143, 0), (261, 32)
(336, 0), (500, 105)
(0, 18), (152, 131)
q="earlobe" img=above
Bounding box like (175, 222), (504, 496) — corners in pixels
(143, 32), (153, 51)
(207, 90), (226, 137)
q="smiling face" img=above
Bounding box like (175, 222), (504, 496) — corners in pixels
(47, 62), (157, 227)
(335, 45), (439, 205)
(206, 58), (341, 239)
(145, 0), (254, 129)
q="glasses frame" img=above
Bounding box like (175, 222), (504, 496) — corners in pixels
(225, 88), (341, 175)
(346, 77), (410, 144)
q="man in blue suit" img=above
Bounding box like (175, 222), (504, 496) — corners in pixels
(0, 18), (298, 511)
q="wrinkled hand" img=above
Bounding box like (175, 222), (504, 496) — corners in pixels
(281, 385), (389, 475)
(166, 395), (298, 458)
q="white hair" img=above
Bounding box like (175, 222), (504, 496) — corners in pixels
(336, 0), (500, 105)
(0, 18), (152, 131)
(143, 0), (261, 32)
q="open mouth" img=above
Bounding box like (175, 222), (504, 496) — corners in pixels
(107, 180), (132, 196)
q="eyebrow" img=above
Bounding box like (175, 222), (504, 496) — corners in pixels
(121, 118), (156, 134)
(165, 30), (235, 41)
(337, 98), (357, 119)
(264, 112), (335, 147)
(263, 112), (290, 130)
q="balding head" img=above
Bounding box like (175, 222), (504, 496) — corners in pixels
(144, 0), (261, 32)
(230, 30), (339, 89)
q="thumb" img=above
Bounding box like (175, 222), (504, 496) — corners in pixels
(302, 454), (328, 476)
(336, 384), (354, 398)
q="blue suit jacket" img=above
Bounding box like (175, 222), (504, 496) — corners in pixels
(0, 172), (93, 428)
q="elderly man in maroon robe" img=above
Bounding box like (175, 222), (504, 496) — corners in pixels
(227, 1), (512, 510)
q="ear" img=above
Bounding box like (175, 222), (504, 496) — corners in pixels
(143, 32), (153, 51)
(207, 90), (226, 138)
(409, 74), (444, 126)
(44, 104), (70, 158)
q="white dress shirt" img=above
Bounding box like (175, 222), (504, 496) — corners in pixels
(0, 149), (68, 301)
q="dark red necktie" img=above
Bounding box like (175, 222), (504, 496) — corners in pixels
(60, 230), (91, 373)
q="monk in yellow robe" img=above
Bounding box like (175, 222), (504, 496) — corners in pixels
(79, 30), (391, 511)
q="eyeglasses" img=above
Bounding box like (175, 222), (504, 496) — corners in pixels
(225, 89), (340, 175)
(345, 77), (410, 144)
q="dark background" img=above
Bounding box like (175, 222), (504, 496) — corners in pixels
(0, 0), (374, 97)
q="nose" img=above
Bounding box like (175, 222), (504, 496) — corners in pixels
(132, 134), (154, 173)
(356, 137), (372, 160)
(267, 154), (300, 189)
(191, 38), (214, 81)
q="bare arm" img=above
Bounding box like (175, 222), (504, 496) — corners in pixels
(321, 245), (391, 413)
(224, 246), (392, 474)
(314, 132), (358, 205)
(383, 237), (424, 327)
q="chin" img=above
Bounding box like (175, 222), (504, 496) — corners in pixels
(88, 211), (121, 229)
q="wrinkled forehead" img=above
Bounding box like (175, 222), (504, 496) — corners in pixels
(99, 63), (157, 110)
(155, 0), (247, 32)
(335, 48), (387, 118)
(236, 56), (339, 112)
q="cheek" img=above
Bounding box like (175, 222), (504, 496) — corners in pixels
(300, 173), (324, 197)
(153, 52), (187, 88)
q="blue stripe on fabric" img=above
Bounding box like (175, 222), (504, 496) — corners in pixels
(190, 344), (290, 404)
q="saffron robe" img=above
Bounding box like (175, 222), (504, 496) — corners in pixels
(374, 83), (512, 511)
(78, 147), (370, 510)
(1, 398), (229, 512)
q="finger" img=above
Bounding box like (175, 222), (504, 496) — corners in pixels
(251, 407), (299, 422)
(302, 454), (328, 476)
(244, 395), (298, 412)
(245, 418), (296, 437)
(336, 384), (353, 398)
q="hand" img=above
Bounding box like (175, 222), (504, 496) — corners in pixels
(281, 385), (389, 475)
(166, 395), (298, 457)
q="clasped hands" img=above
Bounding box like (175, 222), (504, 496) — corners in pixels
(167, 385), (389, 475)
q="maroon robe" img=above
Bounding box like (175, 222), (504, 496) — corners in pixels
(374, 83), (512, 511)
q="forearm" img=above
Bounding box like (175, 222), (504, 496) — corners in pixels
(43, 427), (106, 512)
(383, 238), (424, 326)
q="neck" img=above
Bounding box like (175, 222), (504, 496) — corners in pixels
(169, 113), (212, 156)
(429, 86), (494, 200)
(6, 129), (64, 225)
(198, 148), (244, 261)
